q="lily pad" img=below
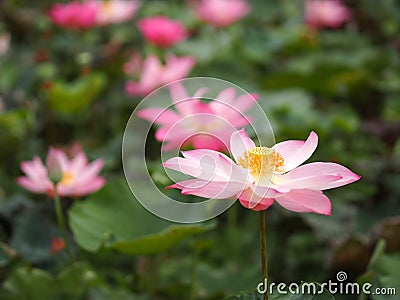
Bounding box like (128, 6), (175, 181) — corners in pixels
(68, 179), (215, 255)
(0, 262), (139, 300)
(359, 240), (400, 300)
(10, 205), (54, 263)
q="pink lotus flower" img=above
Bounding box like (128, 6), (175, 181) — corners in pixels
(49, 1), (98, 30)
(137, 82), (258, 151)
(94, 0), (140, 26)
(138, 16), (188, 48)
(163, 129), (360, 215)
(17, 147), (105, 197)
(305, 0), (351, 29)
(124, 54), (195, 96)
(194, 0), (250, 27)
(49, 1), (139, 29)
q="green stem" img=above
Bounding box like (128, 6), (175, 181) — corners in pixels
(259, 210), (268, 300)
(148, 255), (158, 297)
(53, 188), (73, 259)
(190, 235), (198, 300)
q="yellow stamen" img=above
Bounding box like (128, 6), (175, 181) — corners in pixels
(60, 172), (74, 185)
(237, 147), (285, 180)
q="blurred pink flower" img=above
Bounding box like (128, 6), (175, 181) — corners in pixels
(49, 0), (139, 29)
(49, 1), (98, 30)
(17, 147), (105, 197)
(138, 16), (188, 48)
(123, 52), (142, 75)
(94, 0), (140, 26)
(124, 54), (195, 96)
(305, 0), (351, 29)
(164, 129), (360, 214)
(137, 82), (258, 151)
(194, 0), (250, 27)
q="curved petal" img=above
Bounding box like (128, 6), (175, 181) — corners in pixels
(209, 94), (239, 122)
(160, 140), (186, 152)
(167, 178), (210, 190)
(250, 183), (284, 198)
(73, 159), (104, 183)
(230, 129), (255, 163)
(162, 55), (195, 84)
(21, 157), (48, 181)
(191, 134), (227, 151)
(209, 88), (236, 115)
(209, 91), (257, 124)
(155, 122), (194, 141)
(272, 131), (318, 172)
(188, 101), (214, 115)
(208, 100), (251, 127)
(216, 88), (236, 105)
(169, 179), (243, 199)
(169, 81), (191, 115)
(163, 155), (230, 182)
(273, 173), (342, 191)
(60, 177), (106, 197)
(242, 183), (282, 209)
(69, 152), (88, 175)
(193, 87), (209, 99)
(47, 147), (69, 173)
(137, 108), (180, 126)
(140, 55), (162, 86)
(125, 80), (147, 96)
(211, 127), (235, 152)
(17, 176), (53, 195)
(228, 114), (252, 128)
(181, 150), (249, 183)
(238, 188), (274, 211)
(156, 124), (196, 152)
(276, 162), (360, 190)
(275, 189), (331, 215)
(233, 93), (259, 112)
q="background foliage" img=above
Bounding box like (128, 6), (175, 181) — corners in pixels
(0, 0), (400, 299)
